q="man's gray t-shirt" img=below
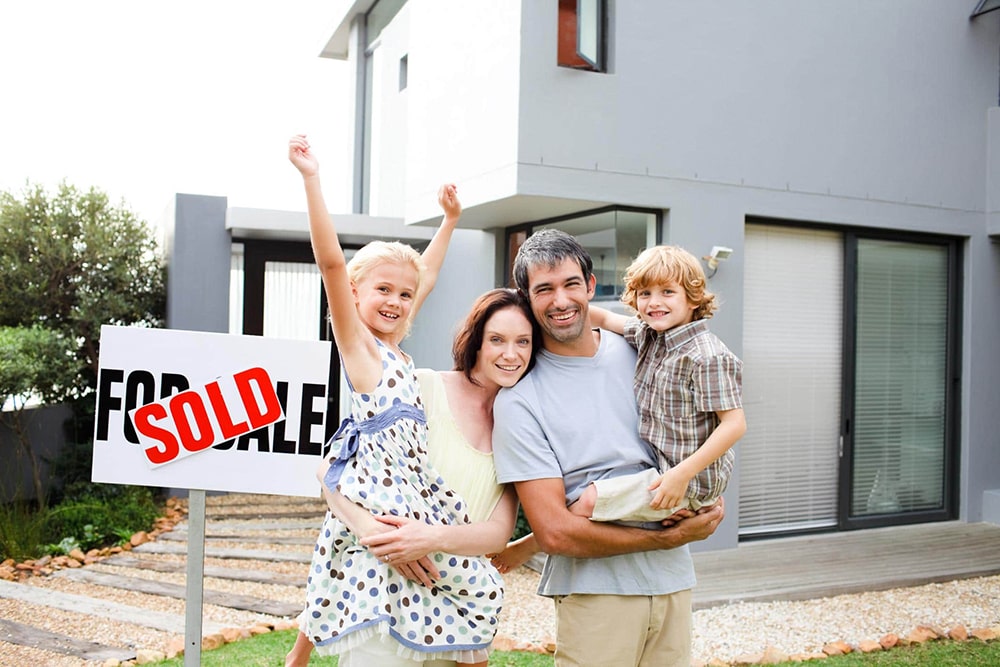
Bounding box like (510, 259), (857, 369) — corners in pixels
(493, 330), (696, 597)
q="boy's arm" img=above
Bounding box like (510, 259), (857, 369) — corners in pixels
(667, 408), (746, 487)
(649, 407), (746, 509)
(514, 477), (723, 558)
(411, 184), (461, 318)
(589, 304), (629, 335)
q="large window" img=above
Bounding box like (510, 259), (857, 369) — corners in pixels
(507, 207), (658, 301)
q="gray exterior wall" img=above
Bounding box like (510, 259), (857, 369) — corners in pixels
(164, 194), (231, 333)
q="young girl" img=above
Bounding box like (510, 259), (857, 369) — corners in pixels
(287, 135), (504, 667)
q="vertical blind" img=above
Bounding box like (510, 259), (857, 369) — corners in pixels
(851, 240), (948, 516)
(741, 224), (843, 535)
(228, 244), (244, 335)
(262, 261), (322, 341)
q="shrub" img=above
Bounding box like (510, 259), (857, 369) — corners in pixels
(42, 484), (161, 551)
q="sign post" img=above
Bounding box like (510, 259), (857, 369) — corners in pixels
(184, 490), (206, 667)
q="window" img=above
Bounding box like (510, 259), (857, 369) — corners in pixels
(558, 0), (606, 72)
(741, 222), (961, 538)
(398, 54), (408, 91)
(507, 207), (657, 300)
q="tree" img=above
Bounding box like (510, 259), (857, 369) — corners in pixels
(0, 326), (80, 502)
(0, 182), (166, 395)
(0, 182), (166, 502)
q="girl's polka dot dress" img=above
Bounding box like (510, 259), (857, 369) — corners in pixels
(300, 339), (503, 662)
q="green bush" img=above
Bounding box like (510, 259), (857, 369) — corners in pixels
(0, 501), (49, 561)
(41, 484), (161, 552)
(513, 506), (532, 541)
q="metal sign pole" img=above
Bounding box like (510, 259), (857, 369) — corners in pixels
(183, 489), (206, 666)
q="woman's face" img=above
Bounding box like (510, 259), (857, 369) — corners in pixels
(473, 306), (534, 388)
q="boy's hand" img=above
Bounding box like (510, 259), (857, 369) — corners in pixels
(288, 134), (319, 177)
(437, 183), (461, 219)
(648, 469), (689, 511)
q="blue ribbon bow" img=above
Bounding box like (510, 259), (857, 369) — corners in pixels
(323, 399), (427, 489)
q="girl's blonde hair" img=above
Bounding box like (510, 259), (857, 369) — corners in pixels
(621, 245), (717, 320)
(347, 241), (425, 336)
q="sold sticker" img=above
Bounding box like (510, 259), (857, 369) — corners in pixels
(130, 367), (284, 467)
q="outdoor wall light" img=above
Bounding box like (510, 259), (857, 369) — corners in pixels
(703, 246), (733, 277)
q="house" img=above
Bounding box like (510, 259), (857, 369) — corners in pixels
(166, 0), (1000, 551)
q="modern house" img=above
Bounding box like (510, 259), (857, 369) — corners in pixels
(166, 0), (1000, 551)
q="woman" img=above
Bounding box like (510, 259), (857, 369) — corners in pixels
(287, 288), (540, 667)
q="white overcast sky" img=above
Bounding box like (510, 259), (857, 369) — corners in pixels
(0, 1), (352, 227)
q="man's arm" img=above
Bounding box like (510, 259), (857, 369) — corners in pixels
(515, 477), (723, 558)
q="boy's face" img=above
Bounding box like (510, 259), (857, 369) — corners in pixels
(635, 280), (697, 333)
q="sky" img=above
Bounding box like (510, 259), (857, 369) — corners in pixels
(0, 1), (353, 227)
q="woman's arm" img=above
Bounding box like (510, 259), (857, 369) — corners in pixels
(360, 485), (518, 561)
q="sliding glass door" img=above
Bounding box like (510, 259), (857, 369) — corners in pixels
(741, 223), (960, 537)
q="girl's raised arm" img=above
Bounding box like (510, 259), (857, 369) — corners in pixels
(410, 184), (461, 319)
(288, 135), (379, 388)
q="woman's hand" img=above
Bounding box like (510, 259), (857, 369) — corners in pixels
(361, 514), (439, 563)
(363, 515), (443, 587)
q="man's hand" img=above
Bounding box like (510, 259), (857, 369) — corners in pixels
(658, 497), (724, 544)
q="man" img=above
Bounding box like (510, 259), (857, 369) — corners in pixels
(492, 229), (724, 667)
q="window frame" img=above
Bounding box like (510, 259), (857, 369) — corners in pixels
(557, 0), (607, 72)
(504, 205), (661, 297)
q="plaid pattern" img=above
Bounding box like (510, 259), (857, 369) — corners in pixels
(624, 318), (743, 502)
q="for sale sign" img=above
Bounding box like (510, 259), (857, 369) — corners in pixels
(92, 325), (332, 497)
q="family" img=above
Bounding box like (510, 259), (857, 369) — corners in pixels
(284, 134), (744, 667)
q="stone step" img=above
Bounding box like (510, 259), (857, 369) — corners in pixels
(0, 579), (228, 635)
(0, 618), (136, 662)
(101, 553), (305, 587)
(132, 540), (312, 563)
(55, 568), (302, 618)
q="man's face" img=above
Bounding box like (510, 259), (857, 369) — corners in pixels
(524, 257), (596, 347)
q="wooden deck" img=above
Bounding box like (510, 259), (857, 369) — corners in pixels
(689, 521), (1000, 610)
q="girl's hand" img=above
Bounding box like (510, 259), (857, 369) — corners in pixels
(388, 556), (441, 587)
(437, 183), (461, 219)
(648, 469), (689, 511)
(488, 535), (538, 574)
(361, 514), (438, 564)
(288, 134), (319, 177)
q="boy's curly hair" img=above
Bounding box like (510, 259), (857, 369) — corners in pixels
(621, 245), (717, 320)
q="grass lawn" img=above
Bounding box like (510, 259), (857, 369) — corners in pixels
(144, 628), (1000, 666)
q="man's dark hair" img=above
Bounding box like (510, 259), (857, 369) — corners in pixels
(512, 229), (593, 294)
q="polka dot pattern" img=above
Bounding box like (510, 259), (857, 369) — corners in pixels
(301, 339), (503, 657)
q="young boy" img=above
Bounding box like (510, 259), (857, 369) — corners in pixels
(490, 245), (744, 572)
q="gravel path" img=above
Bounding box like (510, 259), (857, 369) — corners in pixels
(498, 568), (1000, 663)
(2, 492), (998, 666)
